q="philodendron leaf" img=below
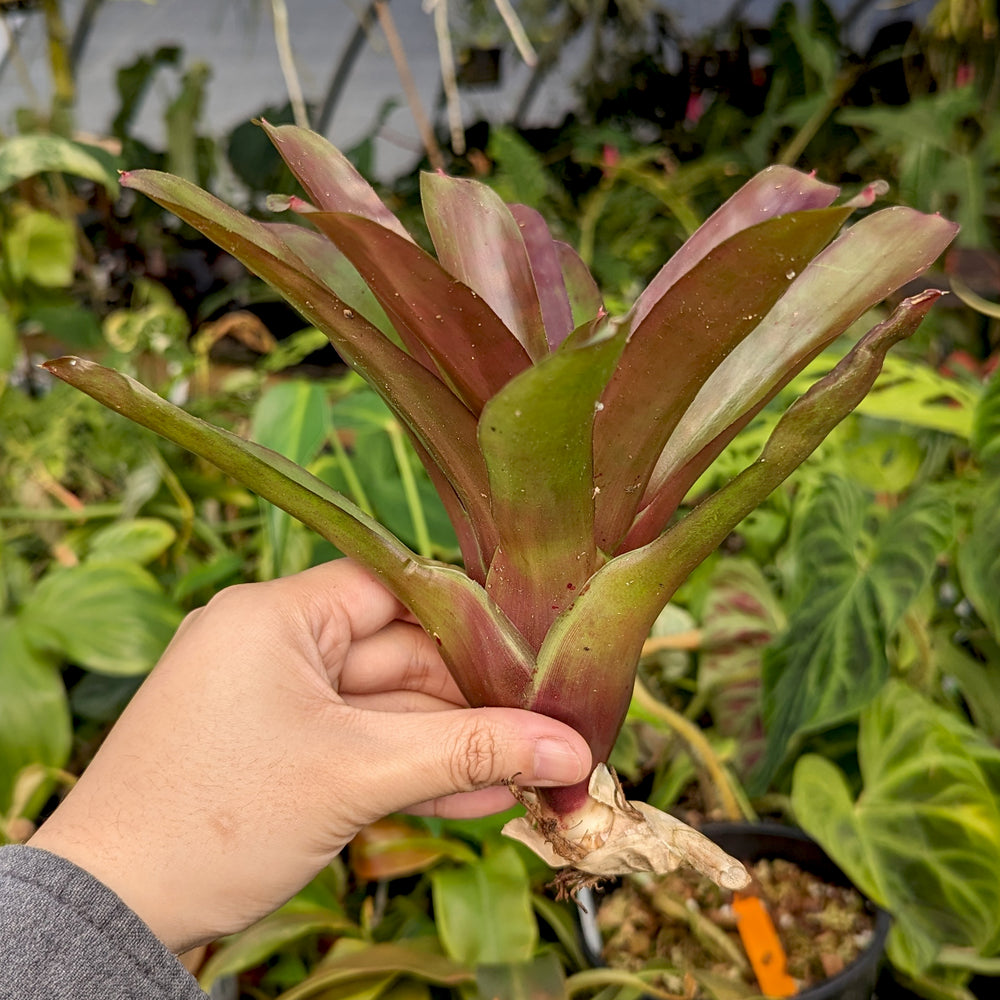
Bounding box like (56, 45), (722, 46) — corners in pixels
(792, 682), (1000, 977)
(19, 561), (184, 675)
(0, 619), (71, 811)
(261, 120), (414, 242)
(628, 165), (840, 331)
(41, 357), (534, 708)
(594, 205), (852, 552)
(310, 210), (531, 414)
(117, 170), (490, 526)
(632, 208), (960, 547)
(971, 371), (1000, 469)
(431, 845), (537, 966)
(958, 475), (1000, 643)
(532, 293), (941, 760)
(756, 478), (953, 789)
(480, 320), (626, 649)
(421, 172), (549, 360)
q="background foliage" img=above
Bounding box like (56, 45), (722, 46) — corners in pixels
(2, 1), (999, 998)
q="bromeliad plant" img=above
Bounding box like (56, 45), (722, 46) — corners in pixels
(44, 123), (957, 891)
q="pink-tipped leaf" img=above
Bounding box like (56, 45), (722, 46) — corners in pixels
(420, 172), (550, 361)
(592, 205), (852, 553)
(261, 121), (414, 243)
(627, 208), (961, 548)
(629, 166), (841, 332)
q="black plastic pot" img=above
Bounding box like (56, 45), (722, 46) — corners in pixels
(577, 822), (892, 1000)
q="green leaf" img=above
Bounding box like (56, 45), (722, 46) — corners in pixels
(792, 682), (1000, 976)
(957, 475), (1000, 642)
(199, 909), (358, 990)
(430, 845), (537, 965)
(638, 208), (959, 544)
(278, 942), (474, 1000)
(19, 561), (184, 675)
(0, 618), (71, 811)
(250, 380), (331, 577)
(0, 134), (119, 195)
(3, 211), (76, 288)
(87, 517), (177, 565)
(476, 953), (567, 1000)
(479, 320), (625, 649)
(757, 478), (953, 787)
(421, 172), (549, 359)
(41, 357), (534, 709)
(594, 205), (853, 553)
(971, 372), (1000, 468)
(851, 352), (978, 438)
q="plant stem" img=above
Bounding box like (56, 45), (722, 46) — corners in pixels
(270, 0), (309, 128)
(631, 677), (747, 822)
(386, 419), (433, 558)
(374, 0), (445, 171)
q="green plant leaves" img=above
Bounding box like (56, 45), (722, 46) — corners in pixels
(0, 134), (119, 195)
(18, 561), (184, 676)
(792, 682), (1000, 977)
(430, 845), (537, 965)
(757, 478), (953, 787)
(2, 211), (77, 289)
(251, 380), (331, 577)
(0, 619), (71, 811)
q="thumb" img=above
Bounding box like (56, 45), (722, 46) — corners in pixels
(355, 706), (592, 819)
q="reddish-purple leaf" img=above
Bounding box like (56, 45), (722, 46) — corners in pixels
(118, 169), (493, 540)
(262, 121), (414, 243)
(421, 172), (549, 360)
(593, 206), (852, 554)
(263, 222), (398, 342)
(310, 210), (532, 414)
(627, 208), (961, 548)
(508, 203), (574, 349)
(630, 166), (840, 332)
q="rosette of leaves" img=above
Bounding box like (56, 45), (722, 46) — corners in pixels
(44, 123), (957, 888)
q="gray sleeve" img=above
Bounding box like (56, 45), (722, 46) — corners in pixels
(0, 844), (207, 1000)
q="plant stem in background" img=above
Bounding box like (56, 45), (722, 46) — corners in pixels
(374, 0), (445, 171)
(631, 677), (748, 823)
(270, 0), (309, 129)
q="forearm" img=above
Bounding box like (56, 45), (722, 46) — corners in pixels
(0, 845), (206, 1000)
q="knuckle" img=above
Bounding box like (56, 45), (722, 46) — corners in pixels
(449, 717), (502, 789)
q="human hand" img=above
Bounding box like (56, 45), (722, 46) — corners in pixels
(28, 559), (591, 953)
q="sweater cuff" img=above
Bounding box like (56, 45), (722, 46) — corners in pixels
(0, 844), (206, 999)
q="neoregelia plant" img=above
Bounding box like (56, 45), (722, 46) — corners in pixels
(44, 123), (957, 892)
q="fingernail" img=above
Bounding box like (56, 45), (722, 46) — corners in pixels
(532, 738), (589, 785)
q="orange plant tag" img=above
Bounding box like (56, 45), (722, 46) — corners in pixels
(732, 892), (798, 998)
